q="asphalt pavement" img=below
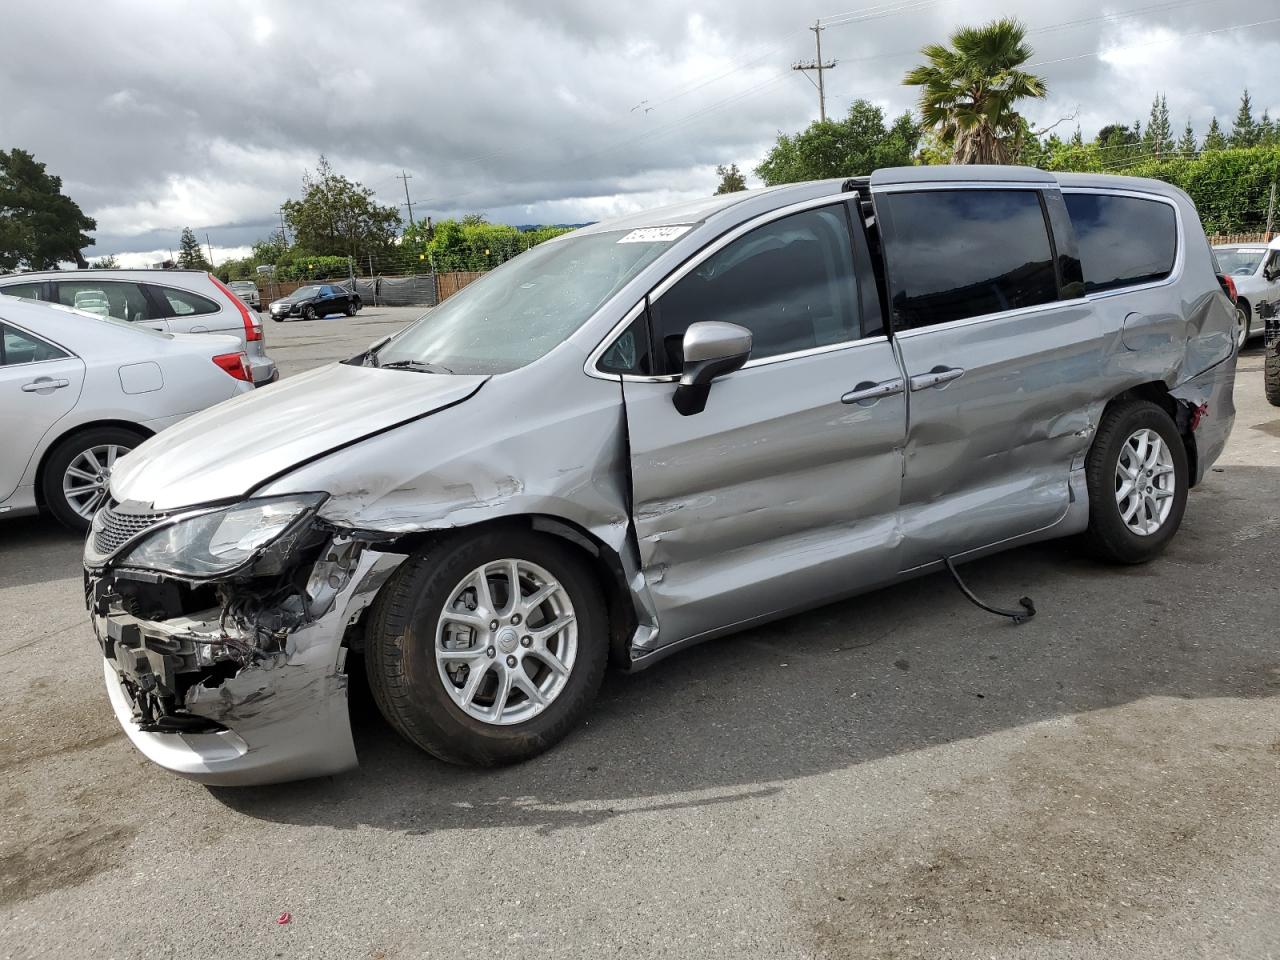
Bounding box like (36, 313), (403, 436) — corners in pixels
(2, 321), (1278, 960)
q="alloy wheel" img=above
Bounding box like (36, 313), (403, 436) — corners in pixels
(1235, 307), (1249, 350)
(62, 443), (128, 520)
(435, 558), (577, 725)
(1114, 428), (1176, 536)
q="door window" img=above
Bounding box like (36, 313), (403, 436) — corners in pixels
(649, 205), (862, 373)
(1, 324), (69, 365)
(155, 286), (220, 317)
(0, 281), (46, 300)
(879, 189), (1059, 329)
(55, 280), (154, 322)
(1064, 192), (1177, 293)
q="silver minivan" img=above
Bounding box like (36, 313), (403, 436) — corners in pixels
(84, 167), (1237, 785)
(0, 269), (277, 385)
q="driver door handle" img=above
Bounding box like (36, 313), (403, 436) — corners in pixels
(909, 366), (965, 391)
(21, 377), (70, 392)
(841, 378), (904, 405)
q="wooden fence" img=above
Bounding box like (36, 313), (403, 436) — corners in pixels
(435, 271), (485, 301)
(1208, 232), (1274, 245)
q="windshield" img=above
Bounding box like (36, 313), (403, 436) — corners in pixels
(292, 285), (323, 299)
(1215, 248), (1266, 276)
(373, 229), (675, 375)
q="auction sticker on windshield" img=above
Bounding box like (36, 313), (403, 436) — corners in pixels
(616, 225), (693, 243)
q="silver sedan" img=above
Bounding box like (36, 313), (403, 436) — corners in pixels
(0, 295), (255, 530)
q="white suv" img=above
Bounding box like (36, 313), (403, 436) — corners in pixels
(0, 269), (278, 386)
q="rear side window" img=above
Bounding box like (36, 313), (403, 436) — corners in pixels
(1, 324), (69, 365)
(1064, 193), (1177, 293)
(55, 280), (155, 322)
(0, 281), (46, 300)
(879, 189), (1058, 330)
(650, 205), (862, 373)
(155, 286), (220, 317)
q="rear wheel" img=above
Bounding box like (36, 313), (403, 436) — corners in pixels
(42, 426), (146, 531)
(365, 529), (608, 766)
(1082, 399), (1188, 564)
(1235, 302), (1251, 351)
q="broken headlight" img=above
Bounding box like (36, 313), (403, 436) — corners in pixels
(115, 494), (326, 578)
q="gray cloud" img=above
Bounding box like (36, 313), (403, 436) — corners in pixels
(2, 0), (1276, 261)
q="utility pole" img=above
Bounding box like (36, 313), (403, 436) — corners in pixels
(205, 233), (215, 267)
(1266, 181), (1277, 241)
(396, 170), (416, 227)
(278, 207), (289, 245)
(792, 21), (837, 122)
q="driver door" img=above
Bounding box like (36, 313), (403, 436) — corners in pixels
(614, 201), (907, 646)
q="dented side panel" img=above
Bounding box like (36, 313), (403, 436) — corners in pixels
(622, 339), (907, 648)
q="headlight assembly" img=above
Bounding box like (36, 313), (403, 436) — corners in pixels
(115, 494), (326, 577)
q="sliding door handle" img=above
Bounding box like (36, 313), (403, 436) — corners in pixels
(841, 378), (904, 405)
(909, 366), (965, 391)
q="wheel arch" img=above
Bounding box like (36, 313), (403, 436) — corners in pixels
(370, 513), (638, 668)
(1101, 381), (1199, 487)
(33, 419), (153, 508)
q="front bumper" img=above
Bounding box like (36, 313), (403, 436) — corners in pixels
(88, 548), (404, 786)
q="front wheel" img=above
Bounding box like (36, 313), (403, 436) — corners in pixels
(346, 302), (357, 317)
(1082, 399), (1188, 564)
(302, 305), (316, 321)
(42, 426), (146, 531)
(364, 529), (608, 766)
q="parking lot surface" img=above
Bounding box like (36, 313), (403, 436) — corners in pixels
(2, 326), (1278, 959)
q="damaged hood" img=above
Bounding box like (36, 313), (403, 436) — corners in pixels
(111, 362), (488, 511)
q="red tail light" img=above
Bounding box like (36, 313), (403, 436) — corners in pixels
(212, 352), (252, 381)
(209, 274), (263, 342)
(1219, 273), (1239, 304)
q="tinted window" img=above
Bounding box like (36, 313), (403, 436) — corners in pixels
(1065, 193), (1177, 293)
(156, 286), (220, 317)
(881, 189), (1058, 329)
(56, 280), (154, 322)
(650, 206), (861, 372)
(1, 324), (69, 365)
(0, 281), (46, 300)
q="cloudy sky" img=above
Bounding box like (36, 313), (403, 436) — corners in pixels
(3, 0), (1279, 265)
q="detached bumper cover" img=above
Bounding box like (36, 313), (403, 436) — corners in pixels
(89, 548), (404, 786)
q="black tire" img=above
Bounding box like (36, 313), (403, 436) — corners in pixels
(1266, 347), (1280, 407)
(346, 302), (357, 317)
(271, 315), (284, 322)
(1082, 399), (1188, 564)
(42, 425), (146, 532)
(302, 304), (316, 321)
(364, 528), (608, 766)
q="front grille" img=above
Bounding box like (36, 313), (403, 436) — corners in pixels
(94, 502), (170, 556)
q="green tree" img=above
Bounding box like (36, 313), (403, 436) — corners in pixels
(1231, 89), (1257, 147)
(1177, 120), (1198, 156)
(1259, 110), (1276, 148)
(177, 227), (210, 270)
(903, 17), (1046, 164)
(755, 100), (919, 185)
(714, 163), (747, 194)
(1204, 115), (1228, 151)
(90, 254), (120, 269)
(0, 147), (96, 270)
(1069, 125), (1084, 147)
(281, 156), (401, 258)
(1144, 94), (1172, 158)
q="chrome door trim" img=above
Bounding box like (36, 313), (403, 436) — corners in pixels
(841, 378), (904, 404)
(1061, 187), (1186, 300)
(891, 297), (1089, 340)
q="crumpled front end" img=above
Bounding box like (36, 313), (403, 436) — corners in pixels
(86, 518), (404, 786)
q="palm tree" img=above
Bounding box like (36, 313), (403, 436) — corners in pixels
(903, 18), (1047, 165)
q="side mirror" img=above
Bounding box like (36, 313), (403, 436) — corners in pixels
(672, 321), (753, 416)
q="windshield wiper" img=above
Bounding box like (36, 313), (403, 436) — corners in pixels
(376, 359), (455, 374)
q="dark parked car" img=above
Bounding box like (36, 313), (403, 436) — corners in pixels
(269, 284), (361, 322)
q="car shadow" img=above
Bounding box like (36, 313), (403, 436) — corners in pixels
(0, 513), (85, 589)
(212, 464), (1280, 835)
